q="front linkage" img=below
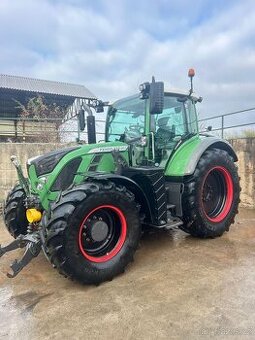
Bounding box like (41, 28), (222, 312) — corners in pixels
(0, 231), (41, 278)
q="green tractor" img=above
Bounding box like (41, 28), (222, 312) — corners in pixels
(0, 70), (240, 284)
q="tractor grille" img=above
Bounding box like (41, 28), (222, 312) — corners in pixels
(87, 154), (103, 172)
(51, 157), (82, 192)
(30, 146), (79, 176)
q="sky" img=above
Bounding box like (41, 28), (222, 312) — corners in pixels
(0, 0), (255, 121)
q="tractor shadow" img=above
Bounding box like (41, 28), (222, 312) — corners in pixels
(138, 223), (242, 267)
(141, 225), (191, 248)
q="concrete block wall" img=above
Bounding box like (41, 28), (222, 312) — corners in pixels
(0, 139), (254, 208)
(0, 143), (65, 200)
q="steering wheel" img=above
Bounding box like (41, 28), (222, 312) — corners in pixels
(128, 124), (144, 134)
(122, 124), (143, 143)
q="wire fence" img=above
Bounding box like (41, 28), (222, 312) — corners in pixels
(0, 107), (255, 143)
(198, 107), (255, 138)
(0, 116), (106, 143)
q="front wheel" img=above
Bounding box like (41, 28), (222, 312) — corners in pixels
(43, 182), (141, 284)
(180, 148), (240, 238)
(3, 184), (28, 238)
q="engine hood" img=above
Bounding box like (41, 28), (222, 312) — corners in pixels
(26, 141), (130, 210)
(28, 141), (129, 177)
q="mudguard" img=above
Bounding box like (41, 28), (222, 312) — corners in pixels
(165, 135), (238, 177)
(87, 173), (155, 224)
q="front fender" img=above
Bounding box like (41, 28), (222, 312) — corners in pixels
(165, 135), (238, 177)
(87, 173), (153, 224)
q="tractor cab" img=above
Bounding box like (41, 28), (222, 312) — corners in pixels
(105, 85), (200, 168)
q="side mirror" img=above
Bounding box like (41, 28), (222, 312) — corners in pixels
(87, 115), (96, 144)
(149, 76), (164, 115)
(78, 109), (85, 131)
(96, 100), (105, 113)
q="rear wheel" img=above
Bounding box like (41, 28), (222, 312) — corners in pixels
(180, 148), (240, 238)
(43, 181), (141, 284)
(3, 184), (28, 238)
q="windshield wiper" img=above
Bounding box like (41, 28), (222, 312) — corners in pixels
(181, 132), (196, 140)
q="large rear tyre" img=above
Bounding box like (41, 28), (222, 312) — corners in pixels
(3, 184), (28, 238)
(43, 181), (141, 285)
(180, 148), (240, 238)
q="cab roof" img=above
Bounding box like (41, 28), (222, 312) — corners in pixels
(111, 89), (200, 106)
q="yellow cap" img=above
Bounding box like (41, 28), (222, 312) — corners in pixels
(26, 208), (42, 223)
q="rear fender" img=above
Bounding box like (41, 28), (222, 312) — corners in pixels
(166, 136), (238, 177)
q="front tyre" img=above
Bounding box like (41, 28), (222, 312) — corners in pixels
(3, 184), (28, 238)
(180, 148), (240, 238)
(43, 182), (141, 284)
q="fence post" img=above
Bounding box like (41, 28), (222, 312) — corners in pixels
(221, 115), (224, 138)
(77, 117), (81, 142)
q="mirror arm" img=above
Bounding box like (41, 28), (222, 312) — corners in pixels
(83, 102), (93, 116)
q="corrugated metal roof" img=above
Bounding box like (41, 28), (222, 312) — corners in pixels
(0, 74), (97, 99)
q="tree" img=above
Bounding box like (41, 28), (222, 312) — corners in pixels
(14, 96), (68, 142)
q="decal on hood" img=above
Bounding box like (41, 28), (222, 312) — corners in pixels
(88, 146), (128, 154)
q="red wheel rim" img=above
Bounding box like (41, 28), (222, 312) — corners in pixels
(78, 205), (127, 263)
(202, 166), (234, 223)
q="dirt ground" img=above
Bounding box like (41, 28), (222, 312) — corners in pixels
(0, 209), (255, 340)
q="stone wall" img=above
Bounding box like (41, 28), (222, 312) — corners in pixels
(0, 139), (254, 208)
(228, 138), (255, 208)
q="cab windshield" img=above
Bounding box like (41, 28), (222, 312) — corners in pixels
(106, 95), (145, 142)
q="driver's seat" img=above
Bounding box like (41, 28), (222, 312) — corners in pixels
(155, 117), (175, 144)
(155, 117), (175, 164)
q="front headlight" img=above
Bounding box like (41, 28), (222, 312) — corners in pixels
(36, 176), (48, 191)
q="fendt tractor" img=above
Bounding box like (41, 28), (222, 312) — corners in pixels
(0, 70), (240, 284)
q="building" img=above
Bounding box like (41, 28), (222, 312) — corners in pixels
(0, 74), (96, 142)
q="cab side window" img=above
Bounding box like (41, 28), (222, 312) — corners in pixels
(152, 96), (197, 167)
